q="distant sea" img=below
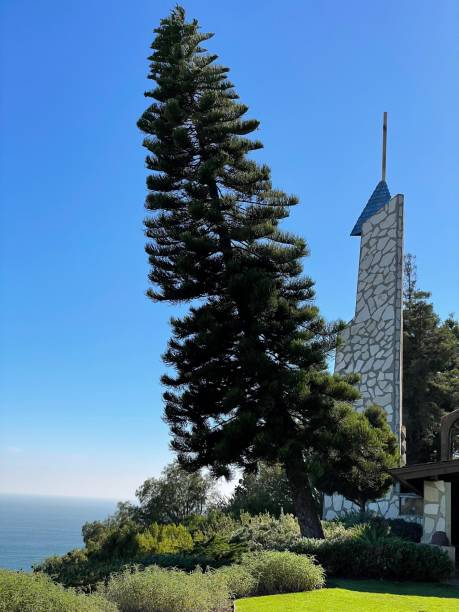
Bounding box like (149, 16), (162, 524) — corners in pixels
(0, 493), (118, 571)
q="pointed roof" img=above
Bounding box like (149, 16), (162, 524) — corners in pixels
(351, 180), (391, 236)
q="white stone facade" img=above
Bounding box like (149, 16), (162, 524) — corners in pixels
(422, 480), (452, 543)
(323, 194), (404, 520)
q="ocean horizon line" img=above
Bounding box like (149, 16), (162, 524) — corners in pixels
(0, 491), (133, 503)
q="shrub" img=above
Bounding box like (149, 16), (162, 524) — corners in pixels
(102, 565), (230, 612)
(239, 551), (325, 595)
(215, 564), (256, 598)
(185, 510), (238, 539)
(290, 538), (454, 582)
(36, 550), (238, 591)
(387, 518), (422, 543)
(353, 520), (400, 545)
(0, 570), (116, 612)
(233, 512), (302, 551)
(192, 534), (247, 563)
(321, 520), (352, 540)
(136, 523), (193, 554)
(332, 512), (422, 543)
(34, 551), (129, 590)
(338, 510), (376, 527)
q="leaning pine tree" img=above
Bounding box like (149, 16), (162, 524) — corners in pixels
(138, 7), (397, 537)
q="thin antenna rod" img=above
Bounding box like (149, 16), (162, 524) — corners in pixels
(382, 112), (388, 182)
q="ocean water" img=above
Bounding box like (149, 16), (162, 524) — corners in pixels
(0, 493), (117, 571)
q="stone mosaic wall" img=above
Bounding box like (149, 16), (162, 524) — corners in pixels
(422, 480), (451, 543)
(323, 195), (404, 520)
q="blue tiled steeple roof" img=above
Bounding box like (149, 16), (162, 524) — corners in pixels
(351, 180), (391, 236)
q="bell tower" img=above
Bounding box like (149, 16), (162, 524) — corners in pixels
(323, 114), (404, 519)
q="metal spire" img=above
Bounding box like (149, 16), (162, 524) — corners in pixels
(382, 112), (388, 182)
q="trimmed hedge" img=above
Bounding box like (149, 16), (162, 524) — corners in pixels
(290, 538), (454, 582)
(0, 570), (116, 612)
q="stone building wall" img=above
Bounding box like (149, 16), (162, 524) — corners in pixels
(323, 194), (404, 520)
(422, 480), (451, 543)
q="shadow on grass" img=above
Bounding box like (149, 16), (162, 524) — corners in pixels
(326, 579), (459, 599)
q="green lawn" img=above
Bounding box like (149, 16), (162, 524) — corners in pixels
(236, 580), (459, 611)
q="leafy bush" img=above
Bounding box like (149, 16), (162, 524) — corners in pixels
(192, 533), (247, 563)
(185, 510), (238, 540)
(331, 512), (422, 543)
(337, 510), (377, 527)
(215, 564), (257, 598)
(233, 512), (302, 551)
(92, 522), (141, 560)
(34, 551), (129, 590)
(321, 520), (353, 540)
(136, 523), (193, 554)
(0, 570), (116, 612)
(239, 551), (325, 595)
(290, 538), (454, 582)
(102, 565), (230, 612)
(352, 520), (400, 545)
(387, 518), (422, 543)
(35, 550), (239, 591)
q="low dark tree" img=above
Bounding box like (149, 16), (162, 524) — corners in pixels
(403, 255), (459, 464)
(315, 404), (399, 511)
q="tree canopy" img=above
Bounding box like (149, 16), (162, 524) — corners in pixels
(228, 463), (295, 517)
(403, 254), (459, 464)
(135, 462), (218, 524)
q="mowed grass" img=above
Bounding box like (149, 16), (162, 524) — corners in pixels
(236, 579), (459, 611)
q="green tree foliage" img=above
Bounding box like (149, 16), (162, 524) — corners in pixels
(228, 463), (294, 517)
(403, 254), (459, 464)
(314, 404), (399, 510)
(135, 461), (218, 524)
(136, 523), (193, 554)
(138, 5), (371, 538)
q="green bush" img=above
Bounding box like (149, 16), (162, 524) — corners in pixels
(36, 549), (239, 591)
(337, 510), (376, 527)
(102, 565), (230, 612)
(352, 520), (400, 545)
(387, 518), (422, 543)
(321, 520), (353, 540)
(331, 512), (422, 543)
(34, 551), (129, 590)
(136, 523), (193, 554)
(192, 533), (247, 563)
(185, 510), (238, 539)
(215, 564), (257, 598)
(233, 512), (302, 551)
(239, 551), (325, 595)
(0, 570), (116, 612)
(290, 538), (454, 582)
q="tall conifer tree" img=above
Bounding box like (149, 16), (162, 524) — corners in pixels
(139, 7), (389, 537)
(403, 255), (459, 463)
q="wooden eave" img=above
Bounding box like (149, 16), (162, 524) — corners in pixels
(390, 459), (459, 495)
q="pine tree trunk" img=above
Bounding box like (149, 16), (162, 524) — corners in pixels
(284, 452), (324, 539)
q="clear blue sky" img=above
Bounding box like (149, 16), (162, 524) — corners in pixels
(1, 0), (458, 499)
